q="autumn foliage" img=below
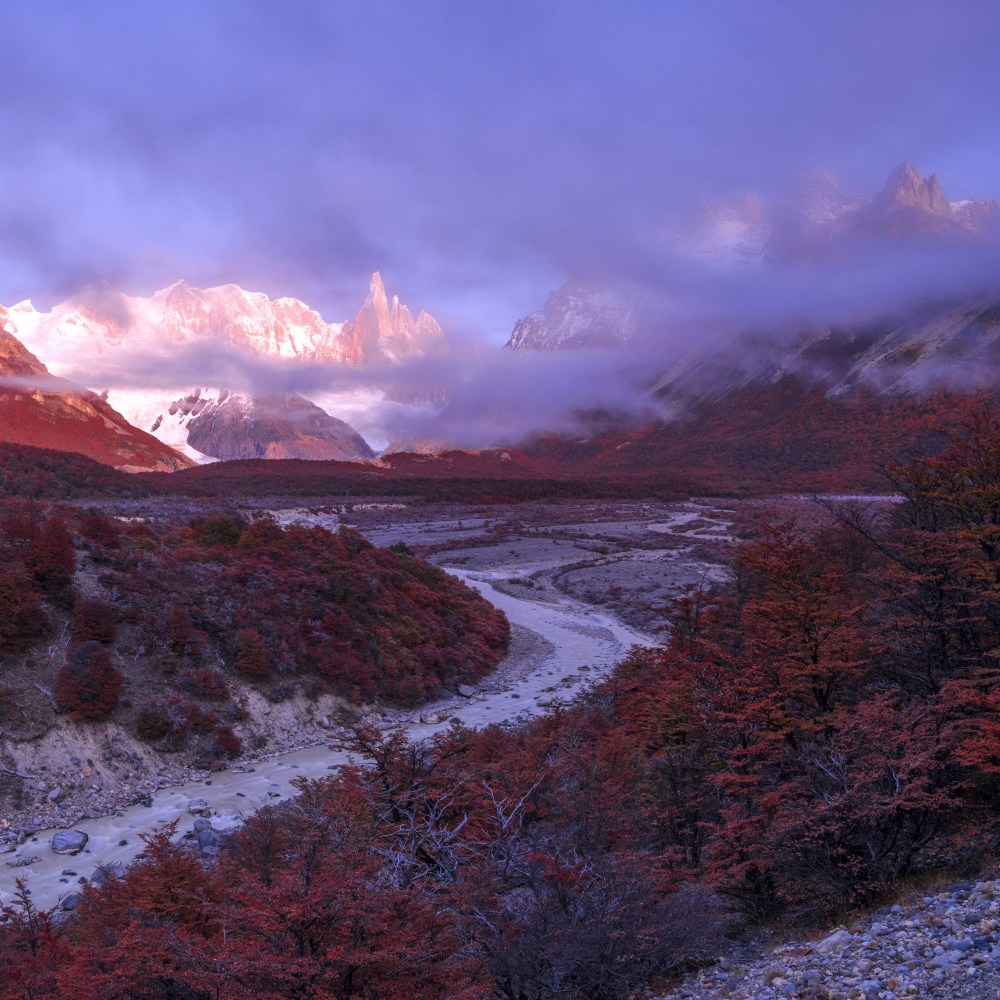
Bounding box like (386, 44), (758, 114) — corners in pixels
(14, 401), (1000, 994)
(0, 567), (48, 653)
(98, 517), (509, 705)
(71, 598), (116, 644)
(55, 642), (124, 720)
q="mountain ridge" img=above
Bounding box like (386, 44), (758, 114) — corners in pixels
(0, 320), (194, 472)
(507, 163), (1000, 352)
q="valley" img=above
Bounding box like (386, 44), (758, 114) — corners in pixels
(0, 489), (869, 910)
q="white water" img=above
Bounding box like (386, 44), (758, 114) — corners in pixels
(1, 573), (651, 911)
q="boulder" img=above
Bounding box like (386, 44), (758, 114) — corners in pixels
(815, 929), (854, 954)
(47, 786), (64, 804)
(52, 830), (88, 855)
(91, 862), (123, 886)
(187, 797), (209, 815)
(192, 818), (215, 834)
(457, 684), (475, 698)
(197, 830), (219, 850)
(60, 893), (83, 911)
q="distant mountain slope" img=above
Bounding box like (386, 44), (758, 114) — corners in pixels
(642, 290), (1000, 413)
(181, 391), (376, 461)
(0, 324), (193, 472)
(107, 389), (377, 462)
(506, 285), (637, 350)
(507, 162), (1000, 352)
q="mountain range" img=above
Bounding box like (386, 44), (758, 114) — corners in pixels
(3, 272), (442, 462)
(3, 162), (1000, 475)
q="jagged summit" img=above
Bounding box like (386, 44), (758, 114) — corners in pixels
(7, 272), (446, 374)
(874, 162), (953, 216)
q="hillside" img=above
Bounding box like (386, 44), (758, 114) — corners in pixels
(0, 329), (193, 472)
(0, 502), (509, 831)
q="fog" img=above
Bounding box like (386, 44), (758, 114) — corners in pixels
(4, 2), (1000, 446)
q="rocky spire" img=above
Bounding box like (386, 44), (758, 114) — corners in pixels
(368, 271), (388, 312)
(874, 162), (953, 218)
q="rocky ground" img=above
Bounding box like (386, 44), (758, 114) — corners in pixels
(657, 878), (1000, 1000)
(0, 620), (555, 843)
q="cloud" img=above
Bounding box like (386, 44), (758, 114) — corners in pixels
(0, 1), (999, 338)
(5, 2), (1000, 447)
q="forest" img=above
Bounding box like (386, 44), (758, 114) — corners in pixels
(6, 407), (1000, 997)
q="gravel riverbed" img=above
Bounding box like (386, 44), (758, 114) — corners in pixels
(658, 878), (1000, 1000)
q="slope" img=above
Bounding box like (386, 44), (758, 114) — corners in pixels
(0, 326), (194, 472)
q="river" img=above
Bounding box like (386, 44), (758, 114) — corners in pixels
(0, 571), (652, 911)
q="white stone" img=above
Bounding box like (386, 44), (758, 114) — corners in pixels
(815, 929), (854, 954)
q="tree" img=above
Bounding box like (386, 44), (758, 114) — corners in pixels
(235, 627), (269, 677)
(27, 516), (75, 596)
(78, 513), (120, 548)
(55, 642), (124, 720)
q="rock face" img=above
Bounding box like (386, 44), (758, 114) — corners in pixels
(855, 161), (991, 238)
(0, 326), (193, 472)
(344, 272), (446, 364)
(51, 830), (88, 855)
(180, 391), (375, 461)
(873, 162), (954, 217)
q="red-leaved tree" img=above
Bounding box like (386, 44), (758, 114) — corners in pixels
(55, 642), (124, 720)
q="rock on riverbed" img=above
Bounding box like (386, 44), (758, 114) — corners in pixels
(659, 879), (1000, 999)
(51, 830), (88, 855)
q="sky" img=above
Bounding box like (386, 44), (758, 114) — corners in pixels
(2, 1), (1000, 346)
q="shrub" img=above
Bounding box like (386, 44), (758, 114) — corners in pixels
(192, 515), (244, 548)
(215, 725), (242, 758)
(78, 513), (120, 548)
(73, 598), (117, 644)
(27, 516), (75, 595)
(176, 667), (229, 698)
(166, 605), (193, 652)
(136, 696), (218, 750)
(55, 642), (123, 720)
(0, 568), (49, 653)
